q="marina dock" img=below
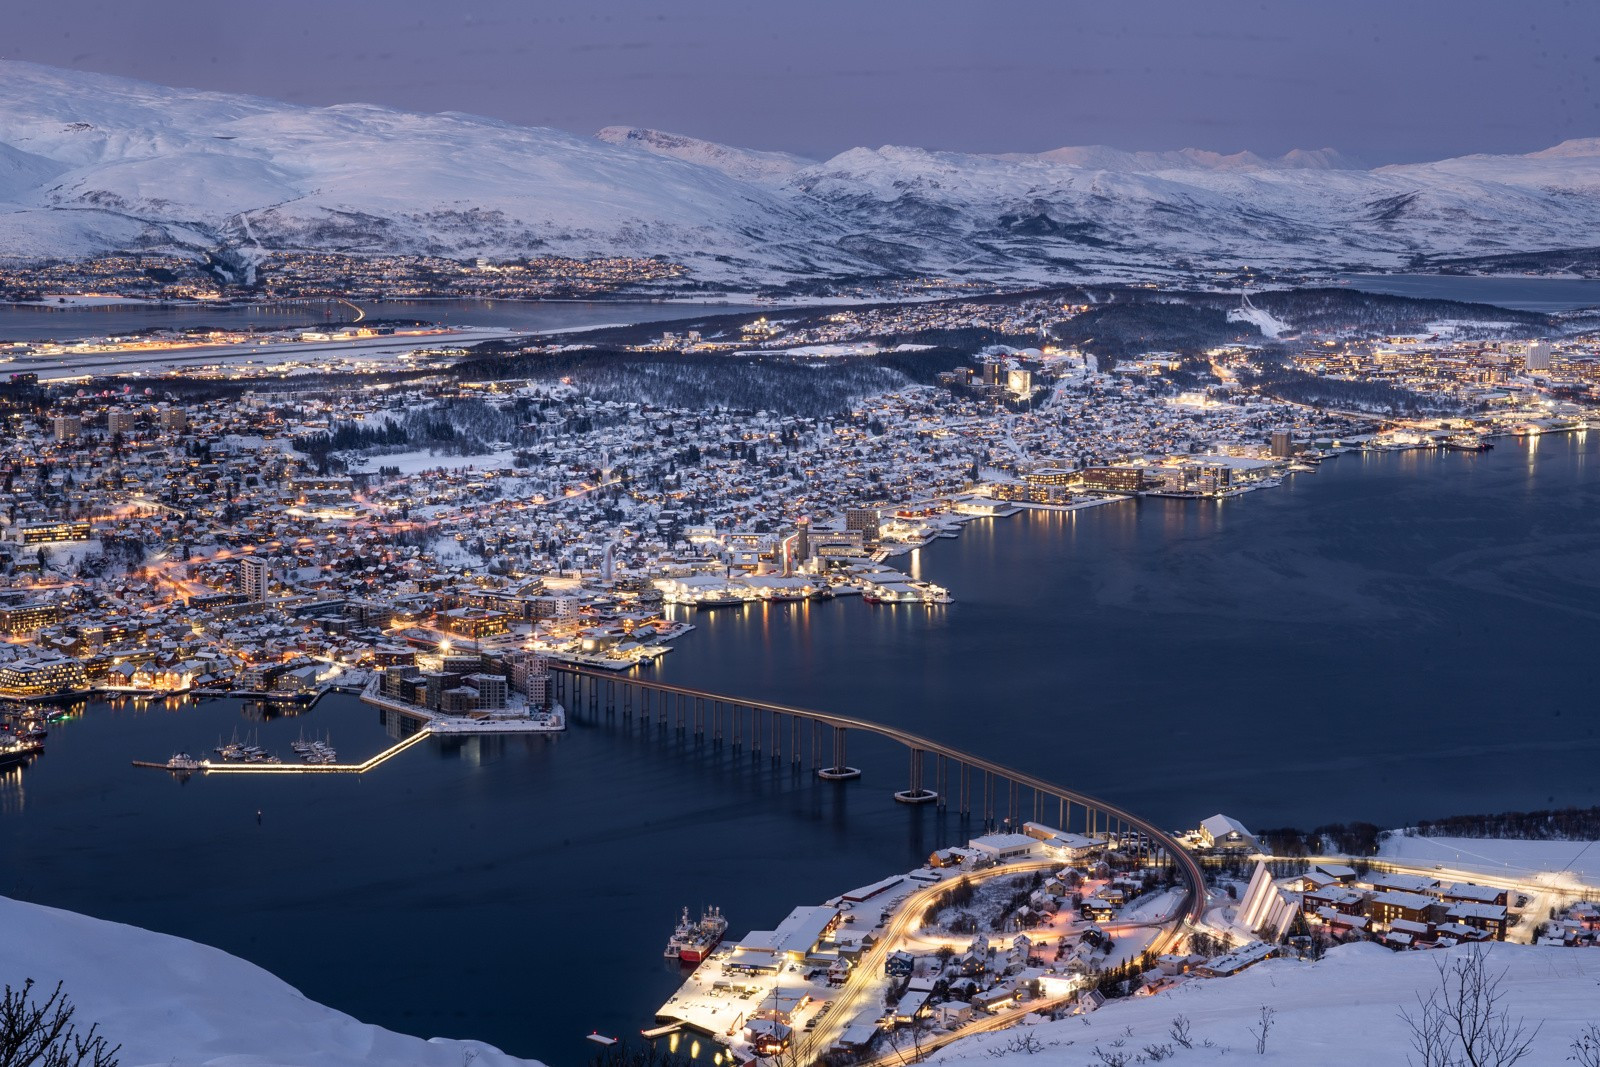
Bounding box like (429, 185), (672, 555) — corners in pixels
(132, 725), (432, 775)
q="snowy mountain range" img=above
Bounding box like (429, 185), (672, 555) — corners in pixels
(2, 60), (1599, 287)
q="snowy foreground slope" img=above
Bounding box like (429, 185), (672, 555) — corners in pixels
(4, 891), (1598, 1066)
(4, 60), (1600, 283)
(0, 895), (545, 1067)
(932, 942), (1600, 1066)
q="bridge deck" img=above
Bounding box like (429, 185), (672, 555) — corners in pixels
(556, 666), (1206, 927)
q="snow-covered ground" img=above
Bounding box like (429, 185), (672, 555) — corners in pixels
(1226, 301), (1292, 339)
(1379, 833), (1600, 885)
(10, 295), (163, 307)
(348, 447), (520, 475)
(0, 895), (545, 1067)
(931, 942), (1600, 1065)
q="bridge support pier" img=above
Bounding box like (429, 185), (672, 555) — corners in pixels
(894, 748), (937, 804)
(817, 726), (860, 780)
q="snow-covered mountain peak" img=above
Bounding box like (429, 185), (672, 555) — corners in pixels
(595, 126), (814, 182)
(1527, 136), (1600, 159)
(1, 61), (1598, 284)
(1017, 144), (1359, 172)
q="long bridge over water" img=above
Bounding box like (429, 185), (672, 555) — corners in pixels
(552, 666), (1206, 929)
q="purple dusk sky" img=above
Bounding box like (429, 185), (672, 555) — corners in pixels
(5, 0), (1598, 163)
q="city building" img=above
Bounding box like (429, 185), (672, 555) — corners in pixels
(506, 650), (550, 707)
(844, 508), (881, 542)
(1080, 467), (1148, 494)
(238, 557), (269, 603)
(1197, 813), (1257, 851)
(10, 521), (92, 545)
(0, 602), (64, 634)
(0, 656), (91, 697)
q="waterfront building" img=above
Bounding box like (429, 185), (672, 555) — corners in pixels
(1024, 468), (1075, 487)
(382, 663), (422, 698)
(1197, 813), (1257, 851)
(463, 673), (508, 709)
(727, 906), (842, 971)
(844, 508), (881, 542)
(968, 833), (1041, 863)
(1270, 430), (1296, 458)
(505, 650), (550, 707)
(0, 655), (90, 697)
(809, 529), (867, 560)
(1080, 467), (1148, 494)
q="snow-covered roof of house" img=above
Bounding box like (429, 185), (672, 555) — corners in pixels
(1200, 813), (1254, 841)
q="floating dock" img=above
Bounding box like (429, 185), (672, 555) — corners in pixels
(132, 725), (432, 775)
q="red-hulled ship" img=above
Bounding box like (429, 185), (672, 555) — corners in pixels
(663, 906), (727, 965)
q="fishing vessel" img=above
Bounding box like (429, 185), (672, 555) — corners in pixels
(1444, 433), (1493, 452)
(664, 906), (728, 964)
(692, 592), (745, 609)
(0, 735), (42, 769)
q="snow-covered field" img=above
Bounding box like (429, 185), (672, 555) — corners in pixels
(1380, 833), (1600, 885)
(348, 447), (520, 475)
(932, 942), (1600, 1065)
(0, 895), (545, 1067)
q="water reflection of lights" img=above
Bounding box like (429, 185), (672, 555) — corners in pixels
(0, 765), (24, 814)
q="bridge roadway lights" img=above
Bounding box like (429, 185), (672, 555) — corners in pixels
(893, 788), (939, 805)
(816, 766), (861, 781)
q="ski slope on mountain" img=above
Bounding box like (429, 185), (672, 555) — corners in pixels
(2, 60), (1600, 286)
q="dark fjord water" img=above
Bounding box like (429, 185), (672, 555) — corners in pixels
(1337, 273), (1600, 311)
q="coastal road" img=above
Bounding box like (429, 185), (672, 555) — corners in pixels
(791, 860), (1058, 1065)
(792, 860), (1193, 1066)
